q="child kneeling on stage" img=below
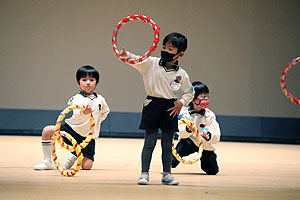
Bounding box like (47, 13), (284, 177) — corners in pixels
(34, 65), (110, 170)
(172, 81), (220, 175)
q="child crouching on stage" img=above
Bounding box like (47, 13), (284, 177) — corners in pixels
(172, 81), (220, 175)
(34, 65), (110, 170)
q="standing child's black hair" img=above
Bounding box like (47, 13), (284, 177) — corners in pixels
(163, 32), (188, 53)
(76, 65), (100, 84)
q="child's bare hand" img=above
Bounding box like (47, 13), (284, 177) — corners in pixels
(83, 105), (93, 115)
(118, 47), (127, 57)
(167, 101), (183, 118)
(187, 125), (196, 133)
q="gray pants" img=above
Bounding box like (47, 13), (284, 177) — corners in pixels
(141, 129), (175, 173)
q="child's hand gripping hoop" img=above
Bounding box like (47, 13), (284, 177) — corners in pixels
(112, 14), (160, 64)
(172, 119), (203, 164)
(51, 105), (95, 177)
(280, 57), (300, 106)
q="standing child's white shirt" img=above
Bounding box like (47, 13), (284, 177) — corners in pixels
(125, 52), (194, 106)
(65, 92), (110, 138)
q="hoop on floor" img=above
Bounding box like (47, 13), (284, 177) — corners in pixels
(172, 119), (203, 164)
(112, 14), (160, 64)
(280, 57), (300, 106)
(51, 104), (95, 177)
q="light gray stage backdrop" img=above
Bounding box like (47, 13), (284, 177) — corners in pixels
(0, 0), (299, 141)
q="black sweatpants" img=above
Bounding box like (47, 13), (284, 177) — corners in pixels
(171, 138), (219, 175)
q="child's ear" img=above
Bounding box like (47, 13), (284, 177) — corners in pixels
(178, 52), (185, 57)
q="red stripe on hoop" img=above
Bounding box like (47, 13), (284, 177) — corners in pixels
(137, 14), (144, 21)
(293, 97), (300, 105)
(116, 24), (122, 30)
(145, 16), (151, 23)
(282, 86), (287, 91)
(129, 14), (137, 20)
(153, 38), (159, 43)
(122, 17), (130, 23)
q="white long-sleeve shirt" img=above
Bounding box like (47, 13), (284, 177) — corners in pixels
(125, 52), (194, 106)
(178, 106), (221, 151)
(65, 92), (110, 139)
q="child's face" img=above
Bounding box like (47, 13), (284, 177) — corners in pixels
(162, 41), (185, 61)
(78, 75), (97, 95)
(162, 41), (178, 55)
(192, 93), (210, 111)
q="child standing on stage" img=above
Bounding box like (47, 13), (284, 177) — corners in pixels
(34, 65), (110, 170)
(172, 81), (220, 175)
(118, 32), (194, 185)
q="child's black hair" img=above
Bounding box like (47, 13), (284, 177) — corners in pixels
(163, 32), (188, 53)
(188, 81), (209, 112)
(192, 81), (209, 99)
(76, 65), (100, 84)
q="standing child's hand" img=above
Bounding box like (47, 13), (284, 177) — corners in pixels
(83, 105), (93, 115)
(167, 101), (183, 118)
(118, 47), (127, 57)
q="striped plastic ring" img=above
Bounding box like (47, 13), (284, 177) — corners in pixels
(172, 119), (203, 165)
(51, 131), (83, 177)
(112, 14), (160, 64)
(51, 104), (95, 176)
(280, 57), (300, 106)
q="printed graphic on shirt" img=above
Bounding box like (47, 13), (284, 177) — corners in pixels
(68, 97), (74, 106)
(170, 76), (182, 93)
(98, 104), (102, 111)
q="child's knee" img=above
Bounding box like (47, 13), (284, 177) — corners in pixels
(42, 125), (55, 139)
(82, 158), (93, 170)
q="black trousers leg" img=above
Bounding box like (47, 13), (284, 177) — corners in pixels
(141, 129), (158, 173)
(200, 150), (219, 175)
(161, 129), (175, 173)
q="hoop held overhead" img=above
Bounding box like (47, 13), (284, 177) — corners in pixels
(112, 14), (160, 64)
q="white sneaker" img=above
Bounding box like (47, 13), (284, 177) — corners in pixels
(161, 173), (179, 185)
(33, 160), (54, 170)
(64, 153), (77, 169)
(137, 172), (149, 185)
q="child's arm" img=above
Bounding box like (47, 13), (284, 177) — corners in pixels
(168, 74), (195, 117)
(179, 74), (195, 107)
(98, 98), (110, 123)
(118, 48), (152, 75)
(177, 107), (193, 138)
(203, 112), (221, 144)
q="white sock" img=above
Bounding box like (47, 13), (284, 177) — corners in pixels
(41, 140), (52, 162)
